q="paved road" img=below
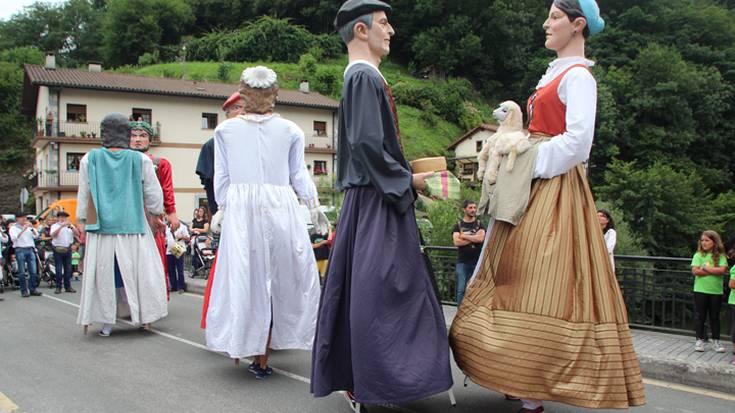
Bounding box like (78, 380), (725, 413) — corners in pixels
(1, 284), (733, 413)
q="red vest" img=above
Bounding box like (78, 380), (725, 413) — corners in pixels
(527, 64), (588, 136)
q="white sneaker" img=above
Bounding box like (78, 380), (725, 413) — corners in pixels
(98, 324), (113, 337)
(713, 340), (726, 353)
(694, 339), (705, 352)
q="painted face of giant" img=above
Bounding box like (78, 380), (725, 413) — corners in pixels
(365, 11), (395, 59)
(130, 129), (151, 152)
(542, 4), (584, 52)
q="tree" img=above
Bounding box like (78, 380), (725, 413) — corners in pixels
(101, 0), (194, 67)
(599, 160), (711, 256)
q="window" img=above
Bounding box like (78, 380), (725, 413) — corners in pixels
(67, 104), (87, 123)
(462, 163), (475, 175)
(202, 113), (217, 129)
(66, 153), (84, 171)
(314, 160), (328, 176)
(476, 140), (483, 152)
(313, 121), (327, 137)
(132, 108), (152, 124)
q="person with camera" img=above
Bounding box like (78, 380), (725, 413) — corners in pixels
(9, 212), (41, 298)
(50, 211), (79, 294)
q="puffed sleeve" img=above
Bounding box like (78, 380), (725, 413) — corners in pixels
(534, 67), (597, 179)
(345, 72), (413, 210)
(213, 126), (230, 210)
(288, 124), (319, 207)
(76, 154), (90, 223)
(141, 154), (164, 215)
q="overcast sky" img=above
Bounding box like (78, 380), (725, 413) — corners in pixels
(1, 0), (66, 21)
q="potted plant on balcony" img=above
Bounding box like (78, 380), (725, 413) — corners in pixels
(80, 131), (87, 138)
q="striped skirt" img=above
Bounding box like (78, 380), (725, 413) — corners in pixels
(449, 164), (646, 409)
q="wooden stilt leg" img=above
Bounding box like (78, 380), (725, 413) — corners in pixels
(448, 389), (457, 406)
(234, 358), (240, 367)
(142, 323), (151, 331)
(83, 325), (88, 335)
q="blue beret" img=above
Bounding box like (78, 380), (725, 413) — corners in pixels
(579, 0), (605, 36)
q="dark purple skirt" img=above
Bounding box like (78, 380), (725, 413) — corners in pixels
(310, 186), (453, 405)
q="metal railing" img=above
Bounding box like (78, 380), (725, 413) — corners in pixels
(33, 121), (161, 144)
(423, 247), (732, 337)
(305, 135), (334, 150)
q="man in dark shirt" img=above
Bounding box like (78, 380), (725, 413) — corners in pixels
(452, 200), (486, 305)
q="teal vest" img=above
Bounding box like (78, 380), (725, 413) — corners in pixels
(85, 149), (147, 234)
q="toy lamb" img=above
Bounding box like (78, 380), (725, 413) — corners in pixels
(477, 100), (531, 184)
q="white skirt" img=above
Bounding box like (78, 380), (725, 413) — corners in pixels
(205, 184), (320, 358)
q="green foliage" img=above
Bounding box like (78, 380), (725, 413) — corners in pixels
(298, 53), (318, 79)
(424, 199), (463, 247)
(595, 201), (647, 256)
(185, 17), (343, 64)
(599, 160), (710, 257)
(312, 66), (340, 96)
(137, 51), (161, 66)
(102, 0), (194, 67)
(216, 62), (232, 82)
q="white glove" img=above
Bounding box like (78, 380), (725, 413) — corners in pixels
(210, 209), (224, 234)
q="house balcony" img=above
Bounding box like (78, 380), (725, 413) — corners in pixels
(33, 170), (79, 191)
(32, 120), (161, 147)
(305, 134), (335, 154)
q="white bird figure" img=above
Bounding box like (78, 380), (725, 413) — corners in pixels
(478, 100), (531, 184)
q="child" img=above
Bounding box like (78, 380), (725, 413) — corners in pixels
(690, 230), (728, 352)
(71, 244), (81, 280)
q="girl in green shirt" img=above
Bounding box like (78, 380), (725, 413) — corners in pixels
(690, 230), (728, 353)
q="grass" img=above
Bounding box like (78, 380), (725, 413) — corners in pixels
(119, 59), (487, 158)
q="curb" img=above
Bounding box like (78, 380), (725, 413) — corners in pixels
(637, 354), (735, 394)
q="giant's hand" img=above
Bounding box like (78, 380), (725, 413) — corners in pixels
(167, 212), (180, 232)
(147, 214), (166, 234)
(210, 209), (224, 234)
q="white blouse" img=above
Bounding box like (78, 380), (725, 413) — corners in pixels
(213, 113), (318, 209)
(533, 56), (598, 179)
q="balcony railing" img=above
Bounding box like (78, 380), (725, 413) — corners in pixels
(423, 247), (731, 337)
(33, 120), (161, 144)
(34, 170), (79, 188)
(305, 134), (334, 150)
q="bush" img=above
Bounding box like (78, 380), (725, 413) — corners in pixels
(312, 66), (340, 96)
(137, 51), (160, 66)
(298, 53), (318, 79)
(217, 62), (232, 82)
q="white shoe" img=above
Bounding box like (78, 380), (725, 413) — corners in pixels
(713, 340), (726, 353)
(694, 339), (705, 352)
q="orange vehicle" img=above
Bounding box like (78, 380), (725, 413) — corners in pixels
(37, 199), (78, 225)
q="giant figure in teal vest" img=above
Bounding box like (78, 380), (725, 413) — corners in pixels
(76, 112), (167, 333)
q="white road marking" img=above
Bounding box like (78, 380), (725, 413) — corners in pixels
(51, 295), (735, 409)
(0, 392), (19, 412)
(42, 294), (423, 412)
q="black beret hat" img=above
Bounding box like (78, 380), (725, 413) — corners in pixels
(334, 0), (392, 30)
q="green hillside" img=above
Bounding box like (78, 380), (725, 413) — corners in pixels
(120, 60), (487, 160)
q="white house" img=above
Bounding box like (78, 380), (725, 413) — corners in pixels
(446, 124), (498, 182)
(22, 57), (339, 217)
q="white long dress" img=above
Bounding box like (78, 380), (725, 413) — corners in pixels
(205, 113), (320, 358)
(76, 153), (168, 326)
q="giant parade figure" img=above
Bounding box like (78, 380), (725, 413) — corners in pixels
(310, 0), (453, 408)
(76, 113), (167, 337)
(449, 1), (646, 412)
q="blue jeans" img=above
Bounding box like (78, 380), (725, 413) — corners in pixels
(54, 249), (72, 290)
(15, 247), (38, 295)
(455, 261), (477, 305)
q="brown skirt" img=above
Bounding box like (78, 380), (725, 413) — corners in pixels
(449, 165), (646, 409)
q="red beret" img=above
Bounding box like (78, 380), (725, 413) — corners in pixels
(222, 92), (241, 111)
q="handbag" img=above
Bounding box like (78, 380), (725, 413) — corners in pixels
(53, 245), (69, 254)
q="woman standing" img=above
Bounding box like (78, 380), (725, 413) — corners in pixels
(597, 209), (616, 271)
(204, 66), (321, 379)
(690, 230), (728, 353)
(450, 1), (645, 411)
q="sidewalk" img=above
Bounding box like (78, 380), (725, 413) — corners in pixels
(186, 276), (735, 394)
